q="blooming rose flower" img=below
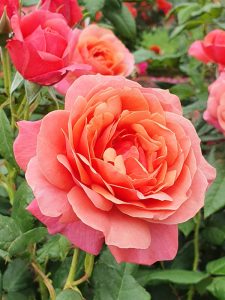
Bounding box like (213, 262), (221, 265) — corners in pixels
(14, 75), (215, 265)
(189, 30), (225, 66)
(156, 0), (172, 15)
(40, 0), (82, 27)
(0, 0), (19, 19)
(55, 25), (134, 94)
(7, 10), (86, 85)
(204, 72), (225, 134)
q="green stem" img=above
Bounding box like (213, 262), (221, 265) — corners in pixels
(64, 248), (80, 289)
(187, 212), (201, 300)
(1, 47), (15, 128)
(71, 253), (95, 287)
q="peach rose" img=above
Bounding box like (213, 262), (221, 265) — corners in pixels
(14, 75), (215, 265)
(55, 25), (134, 94)
(204, 72), (225, 134)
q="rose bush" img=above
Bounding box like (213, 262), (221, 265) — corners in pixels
(204, 72), (225, 135)
(189, 29), (225, 66)
(14, 75), (215, 265)
(7, 10), (87, 85)
(40, 0), (82, 27)
(55, 25), (134, 94)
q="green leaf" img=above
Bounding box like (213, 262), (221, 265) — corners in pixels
(5, 291), (35, 300)
(24, 80), (41, 104)
(12, 181), (34, 232)
(203, 227), (225, 246)
(133, 49), (155, 64)
(56, 289), (83, 300)
(207, 277), (225, 300)
(10, 72), (24, 94)
(103, 4), (136, 40)
(207, 257), (225, 276)
(3, 259), (31, 292)
(22, 0), (39, 6)
(37, 235), (70, 263)
(84, 0), (105, 15)
(93, 250), (150, 300)
(170, 84), (194, 101)
(179, 219), (195, 237)
(8, 227), (47, 256)
(204, 159), (225, 218)
(0, 215), (21, 251)
(177, 3), (201, 24)
(137, 270), (207, 287)
(0, 109), (16, 166)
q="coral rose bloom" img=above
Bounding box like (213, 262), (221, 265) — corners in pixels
(7, 10), (85, 85)
(189, 30), (225, 66)
(55, 25), (134, 94)
(14, 75), (215, 265)
(204, 72), (225, 134)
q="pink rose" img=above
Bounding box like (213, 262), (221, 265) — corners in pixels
(136, 62), (148, 75)
(55, 25), (134, 94)
(7, 10), (86, 85)
(14, 75), (215, 265)
(204, 72), (225, 134)
(40, 0), (82, 27)
(0, 0), (19, 19)
(189, 30), (225, 66)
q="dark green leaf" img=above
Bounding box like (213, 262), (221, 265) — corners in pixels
(93, 250), (150, 300)
(3, 259), (31, 292)
(207, 277), (225, 300)
(0, 109), (16, 166)
(179, 219), (195, 237)
(8, 227), (47, 256)
(207, 257), (225, 276)
(12, 181), (34, 232)
(37, 235), (70, 263)
(204, 159), (225, 218)
(137, 269), (207, 287)
(0, 215), (21, 251)
(56, 289), (83, 300)
(203, 227), (225, 246)
(84, 0), (105, 15)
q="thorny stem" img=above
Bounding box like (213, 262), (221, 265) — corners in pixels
(31, 261), (56, 300)
(187, 212), (201, 300)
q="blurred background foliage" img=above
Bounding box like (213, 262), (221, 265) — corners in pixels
(1, 0), (225, 299)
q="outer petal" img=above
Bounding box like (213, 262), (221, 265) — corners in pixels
(68, 186), (151, 249)
(188, 40), (211, 63)
(27, 199), (104, 255)
(26, 156), (71, 217)
(109, 223), (178, 265)
(13, 120), (41, 171)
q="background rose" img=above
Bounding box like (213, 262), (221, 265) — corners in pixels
(0, 0), (19, 19)
(40, 0), (82, 27)
(189, 30), (225, 66)
(55, 24), (134, 94)
(14, 75), (215, 265)
(204, 72), (225, 134)
(7, 10), (86, 85)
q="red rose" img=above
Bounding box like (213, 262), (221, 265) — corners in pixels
(40, 0), (82, 27)
(189, 30), (225, 66)
(156, 0), (172, 15)
(14, 75), (215, 265)
(0, 0), (19, 19)
(7, 10), (86, 85)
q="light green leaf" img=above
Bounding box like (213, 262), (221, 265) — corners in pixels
(207, 277), (225, 300)
(37, 235), (70, 263)
(12, 181), (34, 232)
(8, 227), (47, 256)
(137, 269), (207, 287)
(93, 250), (150, 300)
(56, 289), (83, 300)
(10, 72), (24, 94)
(204, 159), (225, 218)
(84, 0), (105, 15)
(0, 109), (16, 166)
(207, 257), (225, 276)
